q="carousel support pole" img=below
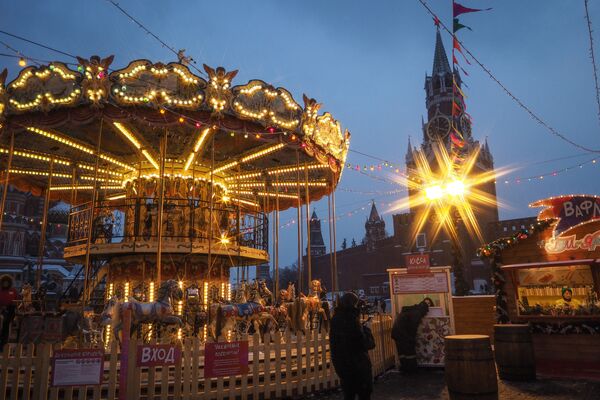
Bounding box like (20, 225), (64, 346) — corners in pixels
(207, 136), (215, 303)
(69, 165), (78, 207)
(331, 172), (338, 296)
(156, 130), (167, 285)
(304, 164), (311, 289)
(327, 187), (334, 297)
(236, 164), (241, 289)
(296, 151), (303, 293)
(0, 130), (15, 232)
(36, 159), (54, 290)
(82, 119), (103, 306)
(274, 173), (280, 297)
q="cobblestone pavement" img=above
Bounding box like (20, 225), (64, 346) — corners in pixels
(309, 369), (600, 400)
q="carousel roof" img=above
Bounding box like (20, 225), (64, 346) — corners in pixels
(0, 56), (350, 212)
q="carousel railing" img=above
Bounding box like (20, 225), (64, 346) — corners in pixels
(67, 197), (268, 251)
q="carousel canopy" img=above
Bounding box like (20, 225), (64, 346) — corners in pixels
(0, 56), (350, 212)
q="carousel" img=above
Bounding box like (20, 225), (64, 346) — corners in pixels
(0, 55), (348, 344)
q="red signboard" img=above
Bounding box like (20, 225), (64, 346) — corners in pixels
(204, 341), (249, 378)
(51, 349), (104, 387)
(137, 344), (182, 367)
(392, 272), (449, 294)
(405, 254), (430, 273)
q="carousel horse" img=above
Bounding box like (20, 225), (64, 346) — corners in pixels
(18, 283), (34, 313)
(208, 282), (276, 340)
(298, 280), (329, 332)
(101, 279), (184, 343)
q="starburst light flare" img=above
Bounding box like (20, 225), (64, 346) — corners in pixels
(390, 142), (512, 246)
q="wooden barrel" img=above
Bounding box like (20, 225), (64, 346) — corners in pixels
(494, 324), (536, 381)
(445, 335), (498, 400)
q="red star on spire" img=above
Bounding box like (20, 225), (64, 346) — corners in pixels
(433, 16), (440, 27)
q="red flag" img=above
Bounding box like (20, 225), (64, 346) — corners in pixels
(453, 37), (461, 52)
(433, 16), (440, 26)
(450, 132), (465, 148)
(453, 2), (492, 17)
(460, 66), (469, 76)
(453, 54), (459, 65)
(452, 101), (462, 116)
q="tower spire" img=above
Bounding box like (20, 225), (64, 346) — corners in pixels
(432, 28), (451, 76)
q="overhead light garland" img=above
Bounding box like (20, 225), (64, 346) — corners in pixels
(476, 218), (555, 258)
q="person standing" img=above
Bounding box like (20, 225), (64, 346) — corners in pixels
(330, 292), (376, 400)
(380, 298), (386, 314)
(391, 300), (429, 374)
(0, 276), (19, 349)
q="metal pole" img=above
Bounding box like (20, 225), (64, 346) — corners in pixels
(36, 159), (53, 290)
(296, 151), (302, 293)
(274, 172), (280, 297)
(156, 131), (167, 285)
(304, 164), (311, 288)
(207, 136), (215, 296)
(328, 188), (334, 296)
(331, 172), (338, 294)
(0, 130), (15, 232)
(82, 119), (103, 305)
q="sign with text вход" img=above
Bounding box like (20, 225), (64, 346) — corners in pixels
(204, 341), (249, 378)
(51, 349), (104, 387)
(137, 344), (182, 367)
(392, 271), (449, 294)
(405, 253), (430, 274)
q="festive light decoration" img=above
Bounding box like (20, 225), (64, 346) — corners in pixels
(107, 193), (126, 201)
(477, 219), (555, 258)
(123, 281), (130, 302)
(184, 127), (211, 171)
(0, 147), (70, 165)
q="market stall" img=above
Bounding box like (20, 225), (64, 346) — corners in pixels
(388, 263), (455, 366)
(479, 195), (600, 380)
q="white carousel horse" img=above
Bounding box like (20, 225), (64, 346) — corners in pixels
(100, 279), (184, 343)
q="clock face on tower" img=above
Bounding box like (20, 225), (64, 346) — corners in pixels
(426, 115), (451, 141)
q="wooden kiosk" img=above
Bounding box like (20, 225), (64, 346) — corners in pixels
(388, 264), (455, 366)
(479, 195), (600, 380)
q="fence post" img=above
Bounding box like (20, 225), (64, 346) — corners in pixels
(379, 315), (386, 371)
(118, 306), (131, 400)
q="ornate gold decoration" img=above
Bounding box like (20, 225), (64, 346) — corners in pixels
(232, 80), (301, 129)
(7, 63), (81, 113)
(76, 55), (114, 106)
(203, 64), (238, 116)
(300, 95), (349, 169)
(110, 60), (205, 107)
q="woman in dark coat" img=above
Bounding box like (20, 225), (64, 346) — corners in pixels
(330, 292), (376, 400)
(391, 300), (429, 374)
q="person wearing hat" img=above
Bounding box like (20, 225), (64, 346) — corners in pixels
(330, 292), (376, 400)
(555, 287), (581, 308)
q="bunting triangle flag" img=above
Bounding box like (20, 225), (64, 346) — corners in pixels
(460, 66), (470, 76)
(453, 54), (459, 65)
(452, 101), (461, 116)
(453, 2), (492, 17)
(453, 18), (472, 33)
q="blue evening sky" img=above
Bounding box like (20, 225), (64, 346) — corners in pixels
(2, 0), (600, 267)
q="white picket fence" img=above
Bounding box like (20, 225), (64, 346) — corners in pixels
(0, 317), (395, 400)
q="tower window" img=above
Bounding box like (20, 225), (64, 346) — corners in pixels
(416, 233), (427, 249)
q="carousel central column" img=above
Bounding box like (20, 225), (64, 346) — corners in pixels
(0, 130), (15, 232)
